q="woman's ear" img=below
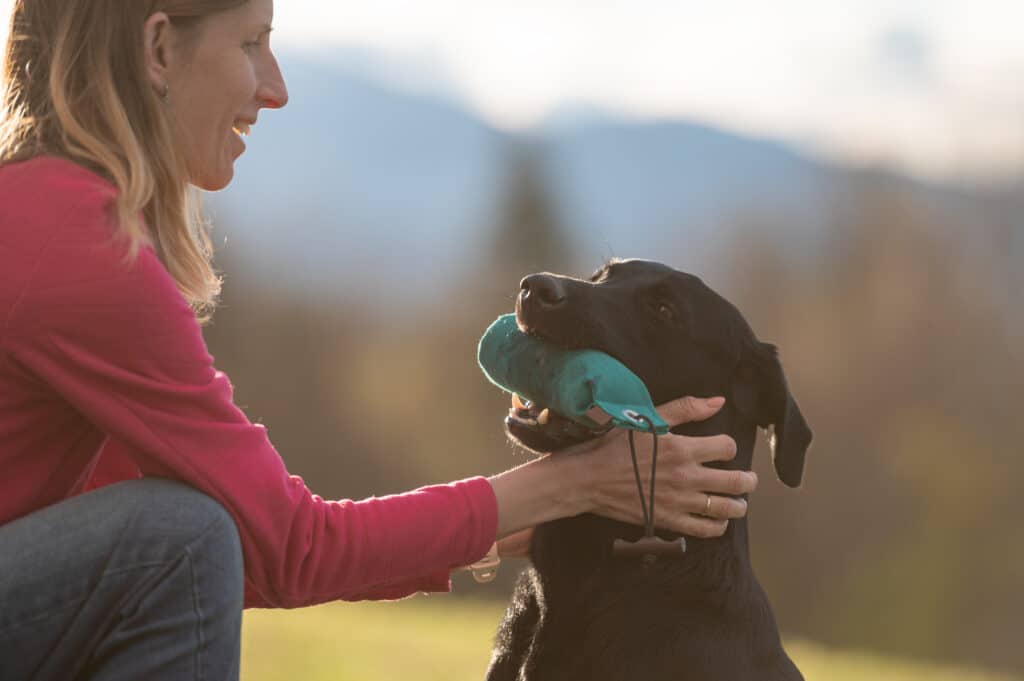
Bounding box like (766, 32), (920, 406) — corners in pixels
(730, 341), (812, 488)
(142, 12), (173, 95)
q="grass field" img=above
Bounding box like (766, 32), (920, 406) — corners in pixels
(241, 597), (1020, 681)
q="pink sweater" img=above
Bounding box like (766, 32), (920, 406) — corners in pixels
(0, 155), (498, 608)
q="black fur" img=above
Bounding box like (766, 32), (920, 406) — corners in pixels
(485, 259), (812, 681)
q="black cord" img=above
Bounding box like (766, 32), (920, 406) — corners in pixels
(645, 417), (658, 536)
(627, 429), (650, 531)
(626, 416), (659, 537)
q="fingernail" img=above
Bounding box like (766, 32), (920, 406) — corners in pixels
(706, 396), (725, 408)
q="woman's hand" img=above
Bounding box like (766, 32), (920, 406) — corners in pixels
(568, 396), (757, 537)
(496, 528), (534, 558)
(488, 395), (757, 540)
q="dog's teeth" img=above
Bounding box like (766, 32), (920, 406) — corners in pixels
(537, 408), (550, 425)
(512, 393), (527, 411)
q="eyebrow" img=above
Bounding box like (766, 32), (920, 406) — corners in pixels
(258, 24), (274, 36)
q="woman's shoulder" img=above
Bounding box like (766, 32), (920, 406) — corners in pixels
(0, 155), (180, 333)
(0, 153), (116, 194)
(1, 153), (133, 249)
(0, 154), (118, 233)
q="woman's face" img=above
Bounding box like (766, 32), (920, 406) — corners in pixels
(145, 0), (288, 191)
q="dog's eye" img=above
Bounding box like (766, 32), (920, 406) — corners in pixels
(655, 302), (675, 321)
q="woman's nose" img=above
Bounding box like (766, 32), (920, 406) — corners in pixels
(257, 57), (289, 109)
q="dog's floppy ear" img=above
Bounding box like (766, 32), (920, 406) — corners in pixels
(730, 341), (812, 487)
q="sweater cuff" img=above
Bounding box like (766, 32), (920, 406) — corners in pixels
(458, 475), (500, 565)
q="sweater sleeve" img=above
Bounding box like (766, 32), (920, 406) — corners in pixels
(7, 188), (498, 608)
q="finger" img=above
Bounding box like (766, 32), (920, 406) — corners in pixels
(672, 433), (738, 464)
(685, 466), (758, 497)
(497, 528), (535, 558)
(655, 395), (725, 427)
(682, 492), (748, 520)
(591, 492), (738, 536)
(656, 513), (730, 539)
(594, 499), (733, 538)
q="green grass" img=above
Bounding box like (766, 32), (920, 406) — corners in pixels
(241, 597), (1020, 681)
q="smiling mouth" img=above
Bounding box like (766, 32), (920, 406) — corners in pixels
(232, 122), (251, 137)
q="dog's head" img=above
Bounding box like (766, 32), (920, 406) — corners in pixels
(506, 258), (811, 487)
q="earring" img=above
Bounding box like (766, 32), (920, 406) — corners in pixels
(160, 82), (169, 103)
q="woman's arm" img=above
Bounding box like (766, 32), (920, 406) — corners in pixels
(7, 177), (496, 608)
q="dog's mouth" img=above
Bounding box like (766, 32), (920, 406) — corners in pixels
(505, 391), (607, 453)
(507, 391), (550, 428)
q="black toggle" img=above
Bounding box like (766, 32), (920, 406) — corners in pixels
(612, 415), (687, 564)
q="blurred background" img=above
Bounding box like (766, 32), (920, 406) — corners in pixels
(6, 0), (1022, 677)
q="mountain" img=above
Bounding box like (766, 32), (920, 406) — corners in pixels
(535, 114), (838, 272)
(206, 50), (1018, 303)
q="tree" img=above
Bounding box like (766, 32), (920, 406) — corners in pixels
(476, 136), (578, 305)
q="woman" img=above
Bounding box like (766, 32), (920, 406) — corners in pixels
(0, 1), (758, 679)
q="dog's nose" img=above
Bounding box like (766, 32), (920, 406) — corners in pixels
(520, 274), (567, 309)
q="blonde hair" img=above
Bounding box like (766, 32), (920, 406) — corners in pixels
(0, 0), (249, 322)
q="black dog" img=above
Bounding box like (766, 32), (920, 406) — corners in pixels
(485, 259), (812, 681)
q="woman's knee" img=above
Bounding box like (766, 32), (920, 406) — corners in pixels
(108, 478), (244, 583)
(134, 479), (244, 609)
(80, 481), (244, 677)
(0, 477), (245, 676)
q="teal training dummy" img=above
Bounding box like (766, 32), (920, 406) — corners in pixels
(477, 314), (669, 434)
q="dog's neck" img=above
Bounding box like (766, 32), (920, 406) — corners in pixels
(668, 405), (759, 557)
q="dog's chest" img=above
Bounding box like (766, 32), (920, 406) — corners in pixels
(519, 519), (801, 681)
(530, 515), (744, 601)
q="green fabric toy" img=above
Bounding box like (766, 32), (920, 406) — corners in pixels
(477, 314), (669, 434)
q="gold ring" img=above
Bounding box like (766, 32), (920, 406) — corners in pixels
(705, 494), (713, 517)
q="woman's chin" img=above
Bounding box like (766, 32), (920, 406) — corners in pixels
(190, 165), (234, 192)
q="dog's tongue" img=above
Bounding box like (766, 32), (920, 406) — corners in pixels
(477, 314), (669, 434)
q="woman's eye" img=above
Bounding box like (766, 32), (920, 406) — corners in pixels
(243, 40), (260, 51)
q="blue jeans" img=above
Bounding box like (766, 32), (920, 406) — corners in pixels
(0, 479), (244, 681)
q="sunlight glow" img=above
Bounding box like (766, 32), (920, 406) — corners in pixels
(1, 0), (1021, 183)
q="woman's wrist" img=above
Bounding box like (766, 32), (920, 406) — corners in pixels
(557, 450), (597, 516)
(487, 452), (590, 539)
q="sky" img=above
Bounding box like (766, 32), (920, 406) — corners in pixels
(2, 0), (1022, 185)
